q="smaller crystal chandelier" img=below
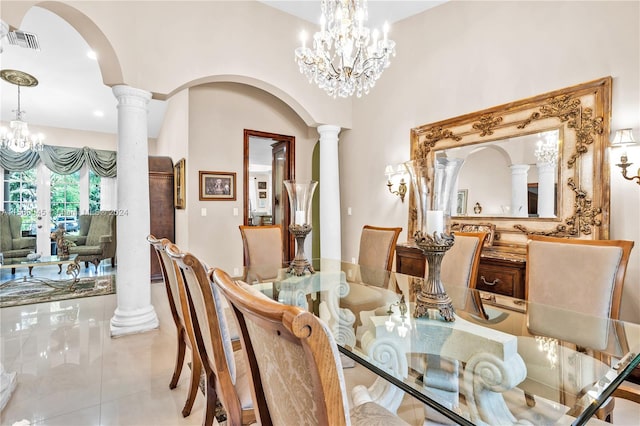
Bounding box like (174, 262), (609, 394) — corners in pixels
(0, 69), (44, 153)
(294, 0), (396, 98)
(534, 131), (558, 164)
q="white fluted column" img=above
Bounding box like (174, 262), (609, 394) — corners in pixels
(536, 162), (555, 218)
(318, 125), (341, 261)
(510, 164), (530, 217)
(110, 85), (158, 337)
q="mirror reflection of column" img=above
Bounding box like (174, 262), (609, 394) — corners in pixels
(536, 163), (555, 217)
(534, 130), (559, 218)
(510, 164), (530, 217)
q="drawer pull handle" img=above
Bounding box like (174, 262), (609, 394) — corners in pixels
(480, 276), (500, 286)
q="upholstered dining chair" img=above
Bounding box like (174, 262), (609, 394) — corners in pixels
(441, 231), (489, 319)
(238, 225), (283, 283)
(166, 243), (255, 426)
(357, 225), (403, 287)
(211, 267), (410, 426)
(521, 235), (635, 422)
(441, 231), (488, 289)
(147, 235), (201, 417)
(341, 225), (402, 331)
(526, 235), (634, 325)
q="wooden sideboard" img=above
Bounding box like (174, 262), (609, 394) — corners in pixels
(395, 242), (526, 299)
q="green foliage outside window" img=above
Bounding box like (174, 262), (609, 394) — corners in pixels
(50, 171), (80, 221)
(3, 169), (102, 234)
(4, 169), (38, 232)
(89, 170), (101, 214)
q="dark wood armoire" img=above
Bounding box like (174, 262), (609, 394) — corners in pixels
(149, 156), (175, 281)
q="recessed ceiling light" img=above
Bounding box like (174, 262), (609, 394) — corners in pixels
(87, 50), (97, 60)
(93, 110), (104, 117)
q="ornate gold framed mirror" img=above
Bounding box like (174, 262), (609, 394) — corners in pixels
(409, 77), (611, 253)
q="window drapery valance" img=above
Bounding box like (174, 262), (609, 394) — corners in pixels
(0, 145), (117, 177)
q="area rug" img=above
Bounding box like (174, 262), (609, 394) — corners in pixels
(188, 361), (228, 423)
(0, 274), (116, 308)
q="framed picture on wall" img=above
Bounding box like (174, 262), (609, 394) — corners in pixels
(199, 171), (236, 201)
(258, 181), (267, 190)
(259, 191), (267, 199)
(174, 158), (186, 209)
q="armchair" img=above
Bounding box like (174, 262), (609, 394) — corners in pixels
(0, 213), (36, 266)
(67, 212), (116, 270)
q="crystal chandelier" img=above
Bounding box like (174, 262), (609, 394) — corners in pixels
(0, 69), (44, 153)
(294, 0), (396, 98)
(534, 131), (558, 164)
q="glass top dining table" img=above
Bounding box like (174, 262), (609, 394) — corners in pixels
(245, 258), (640, 426)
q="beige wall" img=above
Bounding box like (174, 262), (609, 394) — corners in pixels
(155, 89), (190, 248)
(185, 82), (315, 273)
(341, 1), (640, 322)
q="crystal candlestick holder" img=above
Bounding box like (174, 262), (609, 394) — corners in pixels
(405, 158), (464, 322)
(288, 223), (313, 276)
(414, 231), (456, 321)
(284, 180), (317, 276)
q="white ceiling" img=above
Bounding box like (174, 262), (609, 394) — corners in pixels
(259, 1), (446, 29)
(0, 6), (167, 138)
(0, 1), (445, 140)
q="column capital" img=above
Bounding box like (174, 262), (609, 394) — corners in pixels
(112, 85), (152, 109)
(510, 164), (530, 174)
(317, 124), (341, 139)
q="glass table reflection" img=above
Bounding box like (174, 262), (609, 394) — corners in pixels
(245, 259), (640, 426)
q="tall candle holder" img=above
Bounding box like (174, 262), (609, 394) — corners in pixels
(405, 158), (464, 322)
(284, 180), (317, 276)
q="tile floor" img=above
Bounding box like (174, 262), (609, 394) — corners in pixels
(1, 265), (205, 426)
(1, 266), (638, 425)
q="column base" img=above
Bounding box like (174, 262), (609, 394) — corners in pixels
(110, 305), (159, 337)
(0, 364), (17, 411)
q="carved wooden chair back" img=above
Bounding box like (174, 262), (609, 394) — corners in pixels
(147, 234), (200, 417)
(166, 243), (255, 426)
(211, 267), (409, 426)
(239, 225), (283, 283)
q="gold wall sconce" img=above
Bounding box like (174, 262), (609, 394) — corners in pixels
(611, 128), (640, 185)
(385, 164), (407, 202)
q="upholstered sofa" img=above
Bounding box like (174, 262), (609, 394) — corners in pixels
(0, 213), (37, 262)
(67, 212), (116, 270)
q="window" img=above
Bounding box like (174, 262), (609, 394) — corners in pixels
(50, 171), (80, 233)
(3, 169), (38, 233)
(89, 170), (101, 214)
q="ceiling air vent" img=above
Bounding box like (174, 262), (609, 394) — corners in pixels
(7, 30), (40, 51)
